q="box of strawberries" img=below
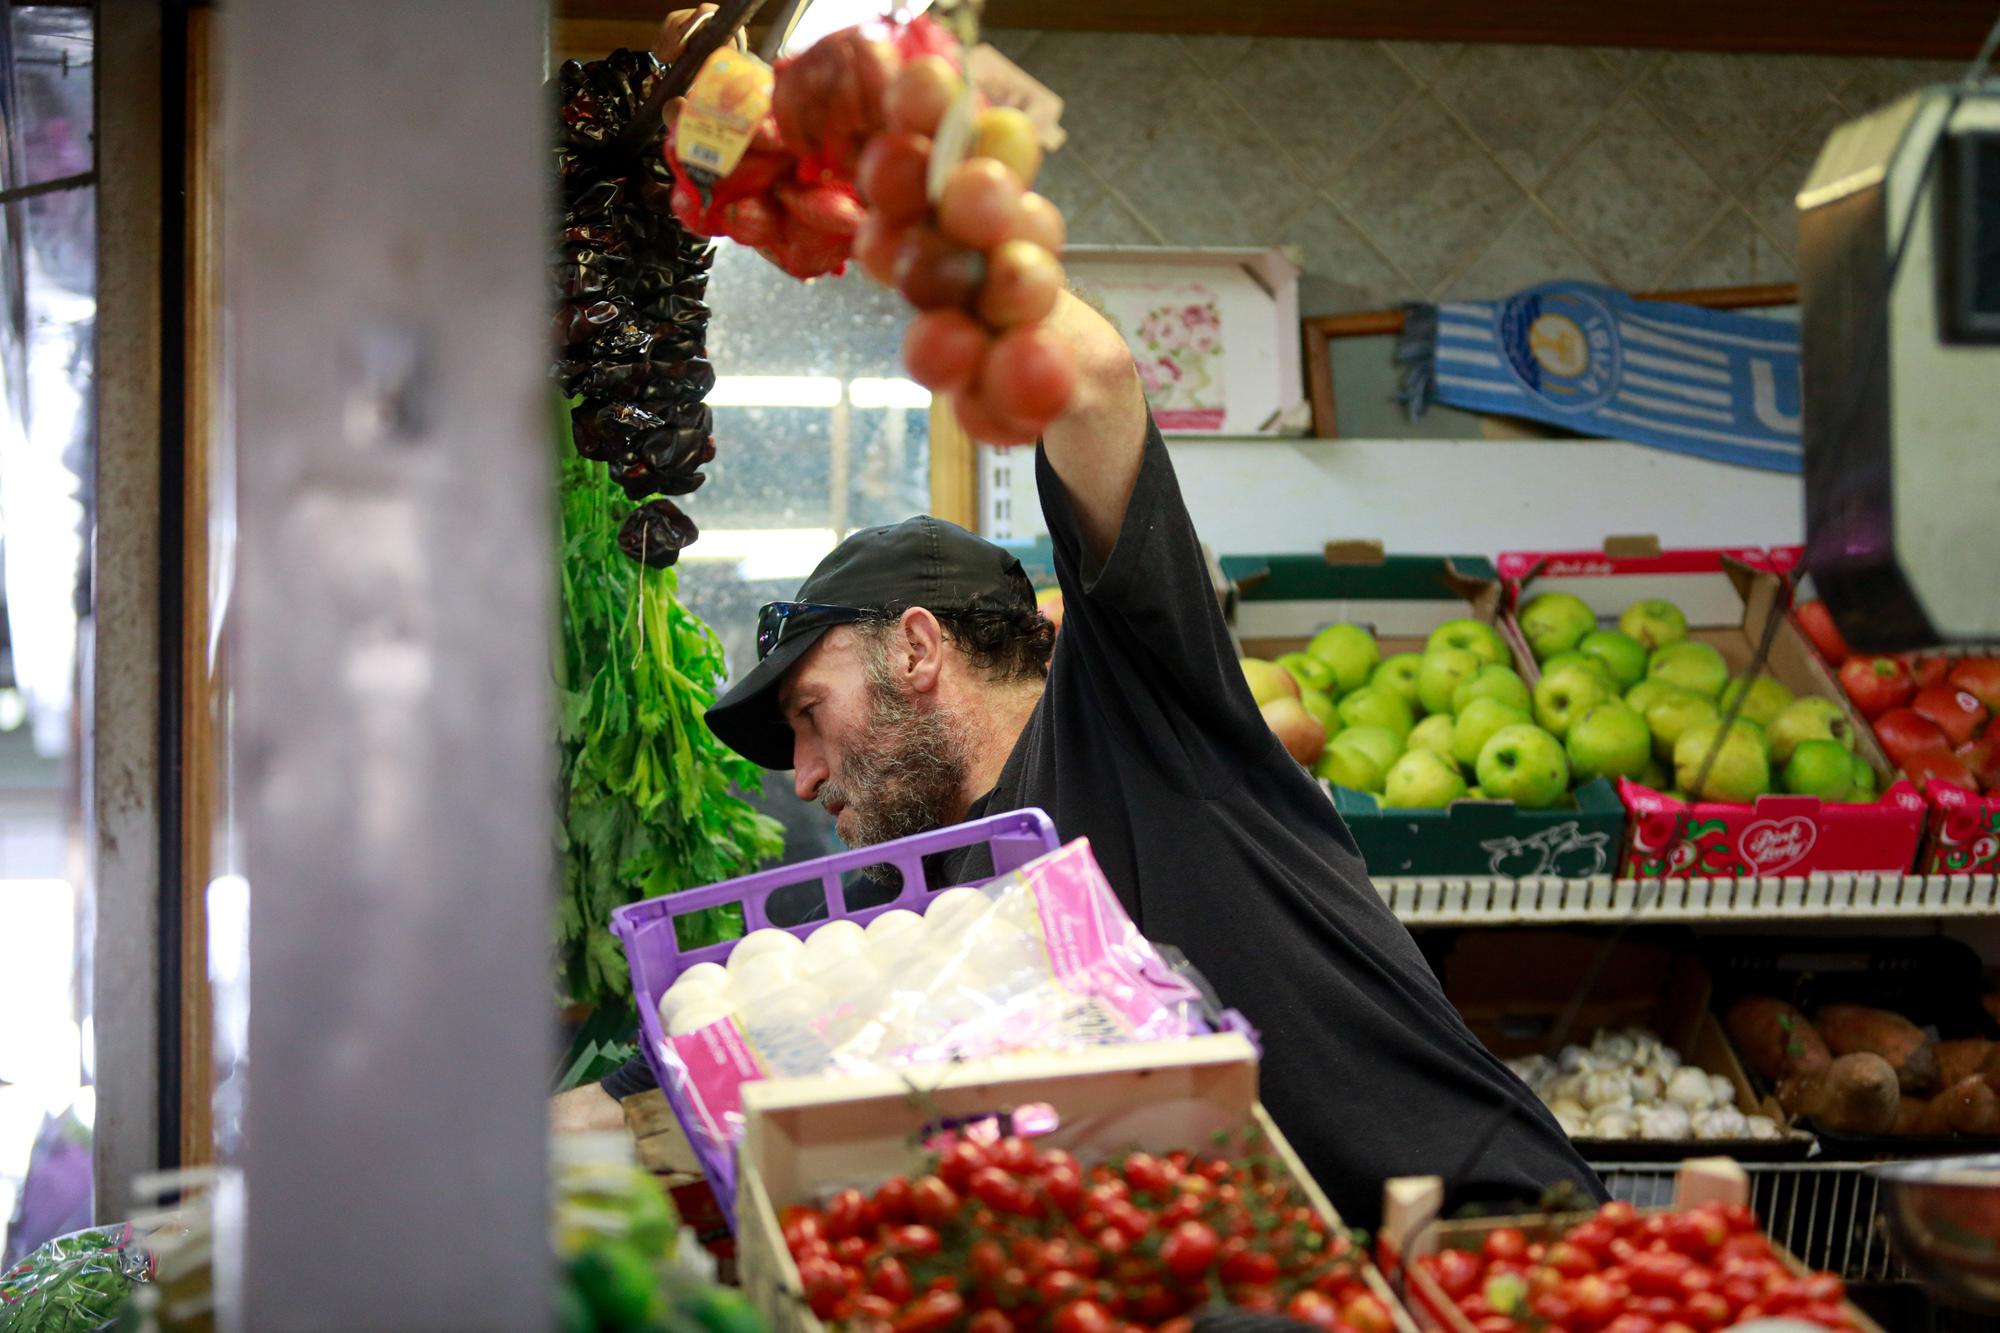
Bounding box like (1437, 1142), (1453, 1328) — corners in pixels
(1773, 546), (2000, 875)
(1497, 541), (1926, 879)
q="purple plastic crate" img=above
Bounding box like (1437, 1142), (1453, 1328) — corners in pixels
(608, 809), (1062, 1223)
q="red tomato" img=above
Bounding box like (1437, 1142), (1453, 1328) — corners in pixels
(909, 1176), (960, 1227)
(970, 1166), (1030, 1215)
(1841, 655), (1915, 720)
(1531, 1292), (1574, 1326)
(1719, 1203), (1759, 1235)
(894, 1290), (966, 1333)
(1339, 1291), (1394, 1333)
(1949, 657), (2000, 712)
(1598, 1200), (1640, 1232)
(991, 1135), (1035, 1174)
(1219, 1244), (1279, 1286)
(1160, 1221), (1221, 1281)
(1567, 1220), (1615, 1259)
(885, 1225), (941, 1257)
(1130, 1283), (1181, 1323)
(854, 1295), (899, 1321)
(1039, 1239), (1101, 1278)
(1284, 1290), (1344, 1331)
(1159, 1195), (1205, 1227)
(1156, 1319), (1194, 1333)
(869, 1257), (913, 1304)
(873, 1176), (914, 1225)
(968, 1312), (1012, 1333)
(1569, 1274), (1623, 1325)
(1122, 1152), (1168, 1196)
(1105, 1202), (1154, 1241)
(968, 1240), (1006, 1283)
(798, 1255), (855, 1320)
(825, 1188), (872, 1240)
(1474, 1318), (1519, 1333)
(1432, 1247), (1484, 1298)
(782, 1208), (824, 1254)
(1483, 1227), (1530, 1264)
(1602, 1317), (1658, 1333)
(1717, 1233), (1771, 1264)
(1041, 1162), (1085, 1215)
(937, 1142), (989, 1192)
(1051, 1300), (1114, 1333)
(1682, 1290), (1731, 1329)
(1036, 1271), (1089, 1307)
(1545, 1240), (1596, 1278)
(834, 1237), (870, 1265)
(1627, 1250), (1693, 1296)
(1913, 684), (1990, 747)
(1665, 1209), (1727, 1260)
(1794, 600), (1850, 666)
(1801, 1272), (1846, 1304)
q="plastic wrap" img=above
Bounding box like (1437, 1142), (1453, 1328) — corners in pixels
(0, 1225), (150, 1333)
(653, 838), (1235, 1207)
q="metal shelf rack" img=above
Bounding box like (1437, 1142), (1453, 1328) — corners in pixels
(1377, 872), (2000, 927)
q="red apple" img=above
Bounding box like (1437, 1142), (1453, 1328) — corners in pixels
(1839, 655), (1915, 720)
(1905, 748), (1979, 793)
(1875, 706), (1952, 767)
(1910, 655), (1952, 689)
(1912, 684), (1990, 747)
(1794, 600), (1850, 666)
(1948, 657), (2000, 713)
(1956, 738), (2000, 791)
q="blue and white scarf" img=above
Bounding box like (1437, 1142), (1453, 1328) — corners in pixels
(1398, 282), (1803, 473)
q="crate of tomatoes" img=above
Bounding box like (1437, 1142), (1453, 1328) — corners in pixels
(734, 1034), (1416, 1333)
(1383, 1159), (1884, 1332)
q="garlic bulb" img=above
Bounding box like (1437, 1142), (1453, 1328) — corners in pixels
(1509, 1054), (1557, 1091)
(1544, 1072), (1585, 1106)
(1589, 1108), (1637, 1139)
(1630, 1068), (1665, 1103)
(1580, 1069), (1634, 1110)
(1592, 1031), (1638, 1066)
(1559, 1044), (1596, 1075)
(1708, 1073), (1737, 1108)
(1694, 1106), (1750, 1139)
(1552, 1104), (1589, 1137)
(1638, 1105), (1692, 1139)
(1667, 1066), (1717, 1110)
(1745, 1115), (1780, 1140)
(1648, 1048), (1682, 1080)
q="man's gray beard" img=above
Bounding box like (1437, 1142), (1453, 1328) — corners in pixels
(817, 654), (972, 854)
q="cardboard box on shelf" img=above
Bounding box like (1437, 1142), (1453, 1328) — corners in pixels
(734, 1035), (1417, 1333)
(1922, 781), (2000, 875)
(1226, 542), (1626, 879)
(1442, 931), (1802, 1157)
(1500, 540), (1925, 878)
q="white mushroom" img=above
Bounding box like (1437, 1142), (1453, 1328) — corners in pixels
(1581, 1069), (1634, 1110)
(1694, 1106), (1750, 1139)
(1667, 1066), (1717, 1111)
(1638, 1104), (1692, 1139)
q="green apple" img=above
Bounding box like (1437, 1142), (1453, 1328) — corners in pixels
(1407, 713), (1458, 760)
(1306, 623), (1381, 694)
(1673, 719), (1771, 802)
(1298, 686), (1341, 741)
(1565, 701), (1653, 783)
(1518, 592), (1598, 662)
(1426, 617), (1509, 668)
(1624, 678), (1676, 715)
(1720, 674), (1795, 728)
(1381, 749), (1469, 808)
(1851, 752), (1879, 794)
(1640, 758), (1671, 790)
(1416, 647), (1482, 716)
(1541, 650), (1611, 682)
(1465, 786), (1489, 799)
(1277, 651), (1337, 696)
(1315, 740), (1384, 793)
(1476, 724), (1571, 809)
(1452, 664), (1532, 716)
(1643, 688), (1720, 762)
(1647, 640), (1729, 699)
(1371, 653), (1425, 711)
(1784, 738), (1857, 799)
(1578, 630), (1648, 690)
(1333, 724), (1403, 774)
(1336, 686), (1414, 740)
(1452, 698), (1531, 770)
(1619, 598), (1689, 651)
(1766, 696), (1856, 766)
(1240, 657), (1298, 707)
(1533, 662), (1617, 739)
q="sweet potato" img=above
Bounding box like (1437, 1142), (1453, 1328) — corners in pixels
(1781, 1052), (1901, 1134)
(1936, 1038), (1995, 1088)
(1929, 1075), (2000, 1137)
(1814, 1003), (1940, 1094)
(1894, 1095), (1942, 1136)
(1726, 996), (1831, 1083)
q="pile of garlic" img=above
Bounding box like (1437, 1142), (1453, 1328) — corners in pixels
(1505, 1027), (1782, 1141)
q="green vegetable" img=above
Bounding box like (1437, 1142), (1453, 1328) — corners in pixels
(554, 397), (783, 1031)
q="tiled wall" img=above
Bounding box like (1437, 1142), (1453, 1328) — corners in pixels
(986, 32), (1962, 315)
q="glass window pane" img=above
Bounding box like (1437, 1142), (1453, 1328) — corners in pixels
(5, 7), (94, 191)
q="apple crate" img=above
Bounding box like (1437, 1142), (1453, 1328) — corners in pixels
(1500, 541), (1925, 878)
(1224, 542), (1626, 879)
(1920, 781), (2000, 875)
(1379, 1159), (1888, 1333)
(734, 1034), (1419, 1333)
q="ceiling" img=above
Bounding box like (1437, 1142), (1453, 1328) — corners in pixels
(553, 0), (1995, 60)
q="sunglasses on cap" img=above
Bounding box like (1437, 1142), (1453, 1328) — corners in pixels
(754, 601), (872, 661)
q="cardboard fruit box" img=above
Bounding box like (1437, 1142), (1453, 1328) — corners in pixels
(1225, 542), (1626, 880)
(733, 1034), (1419, 1333)
(1380, 1159), (1888, 1333)
(1442, 931), (1808, 1159)
(1499, 541), (1925, 878)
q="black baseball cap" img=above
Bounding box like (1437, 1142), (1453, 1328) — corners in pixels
(705, 515), (1034, 769)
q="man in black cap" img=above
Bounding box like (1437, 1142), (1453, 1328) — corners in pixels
(568, 289), (1601, 1227)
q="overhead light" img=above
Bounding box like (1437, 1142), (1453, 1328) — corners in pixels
(848, 377), (931, 409)
(779, 0), (934, 57)
(708, 375), (843, 408)
(0, 688), (23, 732)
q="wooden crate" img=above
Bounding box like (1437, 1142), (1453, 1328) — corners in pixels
(734, 1034), (1418, 1333)
(1381, 1159), (1888, 1333)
